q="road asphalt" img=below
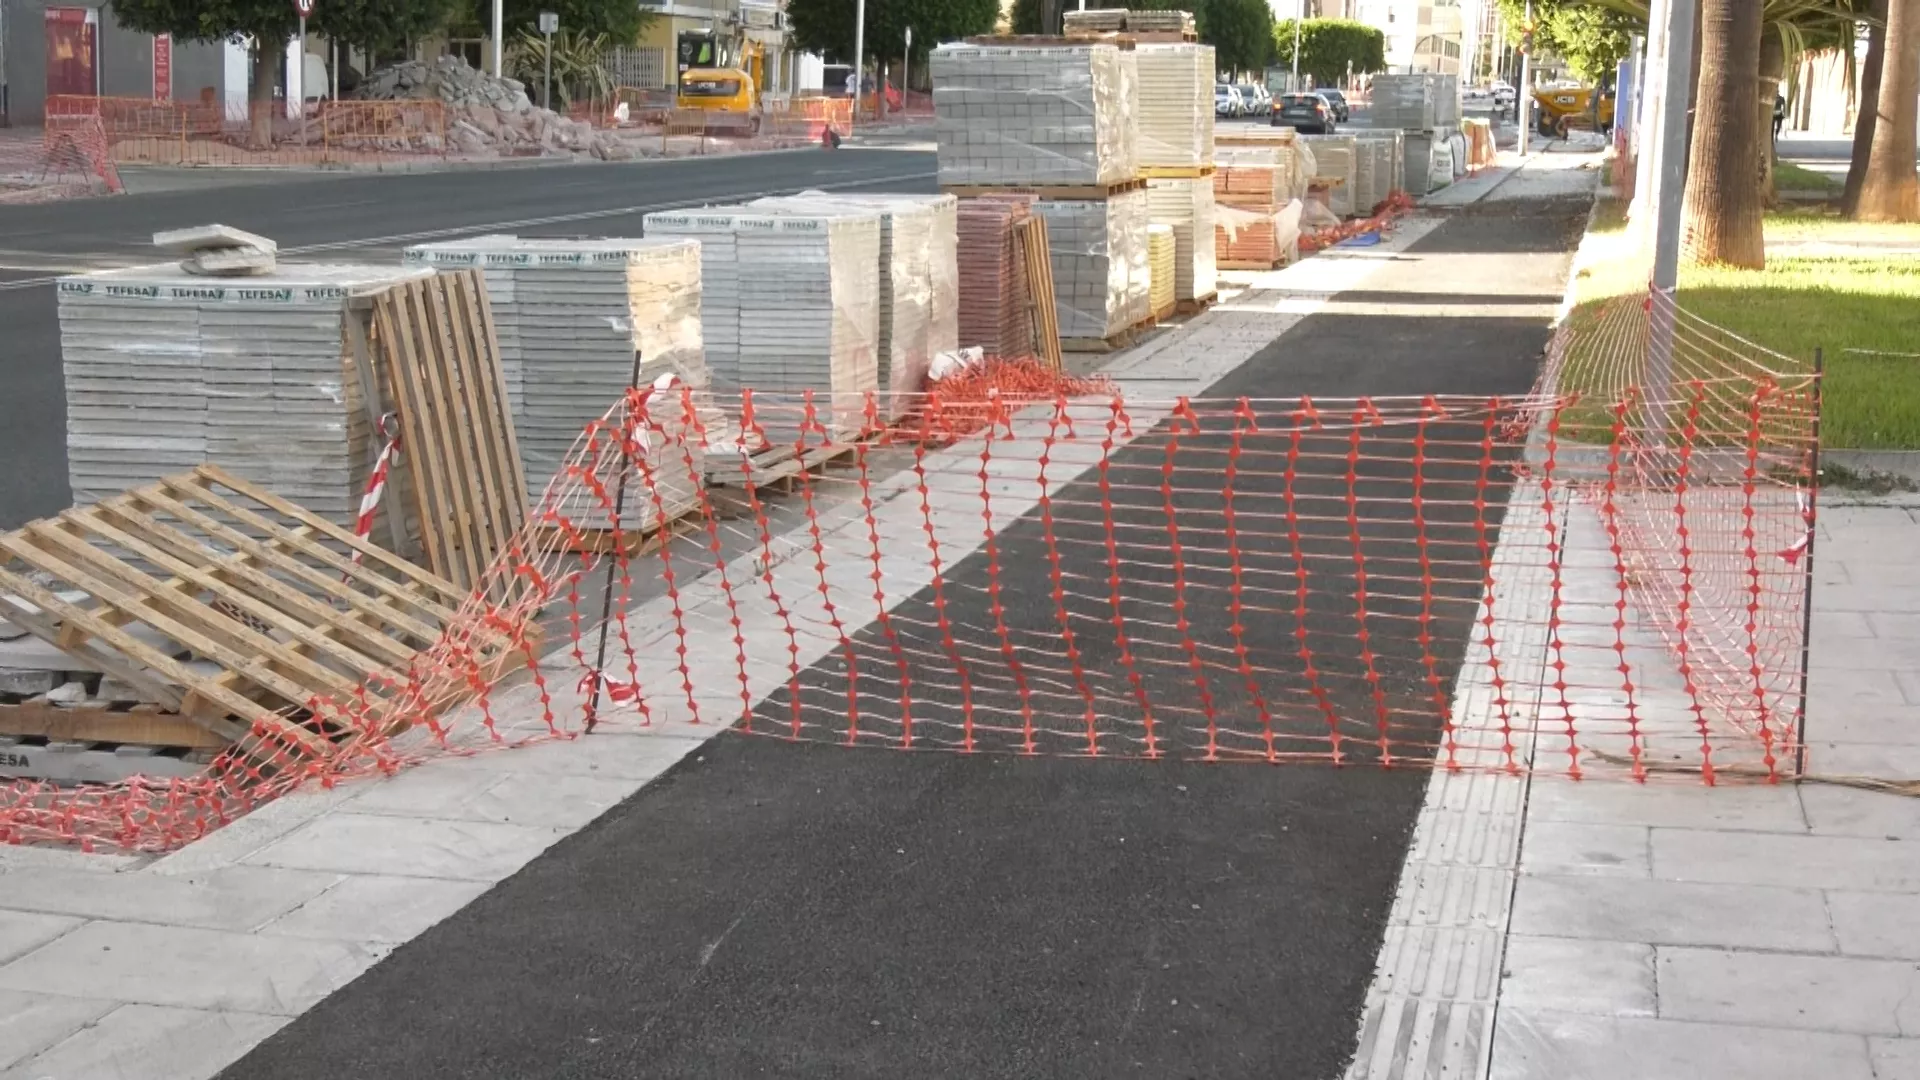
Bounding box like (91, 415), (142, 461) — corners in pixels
(217, 192), (1592, 1080)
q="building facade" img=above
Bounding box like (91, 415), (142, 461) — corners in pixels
(1, 0), (238, 124)
(1351, 0), (1474, 75)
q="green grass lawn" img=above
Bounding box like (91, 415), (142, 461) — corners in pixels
(1773, 160), (1838, 192)
(1558, 197), (1920, 450)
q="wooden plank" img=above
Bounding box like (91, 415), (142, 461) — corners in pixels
(0, 699), (227, 751)
(1139, 165), (1215, 179)
(1017, 216), (1064, 372)
(942, 177), (1146, 200)
(0, 566), (289, 749)
(439, 273), (517, 575)
(184, 466), (465, 608)
(963, 34), (1138, 49)
(413, 277), (487, 589)
(375, 286), (459, 587)
(1175, 291), (1218, 315)
(464, 276), (531, 526)
(79, 504), (412, 670)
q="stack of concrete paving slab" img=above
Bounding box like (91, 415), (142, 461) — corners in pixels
(1368, 72), (1461, 194)
(1351, 130), (1406, 203)
(748, 192), (959, 410)
(1134, 44), (1214, 170)
(646, 205), (881, 445)
(1211, 143), (1307, 268)
(930, 42), (1138, 187)
(1145, 177), (1217, 302)
(1300, 133), (1358, 218)
(57, 262), (430, 524)
(1062, 7), (1196, 35)
(1033, 189), (1152, 341)
(1147, 224), (1176, 319)
(401, 236), (706, 523)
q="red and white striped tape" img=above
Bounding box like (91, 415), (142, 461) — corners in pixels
(347, 415), (400, 573)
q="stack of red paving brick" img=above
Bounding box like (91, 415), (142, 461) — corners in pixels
(955, 194), (1037, 360)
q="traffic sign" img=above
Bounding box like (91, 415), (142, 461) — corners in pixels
(537, 11), (558, 34)
(294, 0), (313, 16)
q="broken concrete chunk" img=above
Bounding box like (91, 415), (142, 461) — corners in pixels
(152, 224), (279, 256)
(45, 681), (88, 705)
(0, 669), (58, 696)
(183, 247), (279, 276)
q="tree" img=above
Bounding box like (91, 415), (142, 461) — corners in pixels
(1842, 0), (1889, 213)
(1854, 0), (1920, 219)
(111, 0), (301, 148)
(1495, 0), (1637, 84)
(790, 0), (999, 67)
(316, 0), (463, 63)
(1681, 0), (1766, 266)
(1196, 0), (1277, 77)
(467, 0), (651, 43)
(1271, 18), (1387, 86)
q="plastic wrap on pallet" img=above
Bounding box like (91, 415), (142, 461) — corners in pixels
(1146, 176), (1217, 301)
(1213, 145), (1304, 204)
(645, 206), (880, 445)
(1299, 133), (1357, 218)
(1033, 189), (1151, 340)
(1063, 8), (1196, 35)
(748, 192), (959, 413)
(1350, 130), (1406, 204)
(1146, 224), (1176, 316)
(954, 195), (1037, 360)
(1369, 73), (1460, 133)
(930, 43), (1138, 187)
(401, 236), (707, 526)
(1215, 199), (1304, 268)
(1135, 43), (1215, 169)
(1403, 131), (1435, 196)
(56, 262), (431, 525)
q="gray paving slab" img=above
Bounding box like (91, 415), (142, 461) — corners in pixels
(1800, 785), (1920, 840)
(1656, 946), (1920, 1036)
(1519, 776), (1807, 832)
(1490, 1010), (1876, 1080)
(1875, 1037), (1920, 1080)
(0, 866), (338, 932)
(1517, 821), (1651, 878)
(0, 922), (384, 1015)
(1511, 874), (1835, 951)
(1650, 827), (1920, 891)
(1806, 704), (1920, 746)
(1496, 935), (1656, 1017)
(244, 813), (570, 882)
(341, 766), (644, 829)
(0, 991), (116, 1073)
(258, 877), (494, 945)
(1808, 742), (1920, 780)
(0, 911), (83, 966)
(1826, 891), (1920, 961)
(0, 1005), (289, 1080)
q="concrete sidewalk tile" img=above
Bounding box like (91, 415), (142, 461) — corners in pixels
(1807, 668), (1909, 707)
(146, 785), (364, 877)
(0, 911), (83, 965)
(1518, 821), (1650, 878)
(1817, 585), (1920, 613)
(1520, 777), (1807, 832)
(1803, 704), (1920, 746)
(1873, 1037), (1920, 1080)
(0, 866), (338, 933)
(1490, 1009), (1875, 1080)
(1827, 891), (1920, 961)
(1811, 638), (1918, 672)
(344, 767), (640, 830)
(1497, 936), (1655, 1017)
(1810, 611), (1875, 639)
(1510, 875), (1835, 952)
(1656, 947), (1920, 1036)
(0, 845), (142, 874)
(1800, 785), (1920, 840)
(1807, 743), (1920, 782)
(1865, 612), (1920, 641)
(1901, 669), (1920, 706)
(410, 730), (707, 780)
(258, 875), (492, 945)
(0, 1004), (288, 1080)
(0, 991), (115, 1073)
(246, 811), (568, 881)
(0, 922), (384, 1015)
(1652, 827), (1920, 891)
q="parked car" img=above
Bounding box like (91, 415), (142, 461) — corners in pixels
(1273, 92), (1336, 134)
(1238, 83), (1269, 116)
(1491, 80), (1516, 107)
(1314, 87), (1350, 122)
(1215, 84), (1241, 117)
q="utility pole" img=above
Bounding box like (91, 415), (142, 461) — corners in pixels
(1291, 0), (1303, 88)
(852, 0), (866, 130)
(491, 0), (503, 76)
(1515, 0), (1533, 150)
(1647, 0), (1698, 424)
(1631, 0), (1672, 233)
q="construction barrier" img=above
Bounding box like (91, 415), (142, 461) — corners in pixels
(0, 116), (121, 203)
(42, 95), (449, 167)
(0, 292), (1819, 853)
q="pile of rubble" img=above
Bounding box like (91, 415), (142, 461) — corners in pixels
(354, 55), (637, 160)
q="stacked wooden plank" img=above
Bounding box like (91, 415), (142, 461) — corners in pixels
(748, 193), (960, 407)
(400, 237), (706, 527)
(646, 205), (881, 445)
(57, 263), (431, 527)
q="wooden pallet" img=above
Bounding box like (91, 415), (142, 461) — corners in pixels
(0, 465), (521, 757)
(1061, 315), (1156, 354)
(964, 34), (1138, 50)
(1140, 165), (1216, 180)
(348, 270), (529, 594)
(1218, 257), (1289, 271)
(1175, 291), (1219, 315)
(1015, 215), (1064, 371)
(942, 177), (1147, 201)
(0, 696), (225, 751)
(708, 440), (870, 494)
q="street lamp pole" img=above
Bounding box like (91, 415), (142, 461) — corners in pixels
(851, 0), (866, 131)
(1292, 0), (1303, 88)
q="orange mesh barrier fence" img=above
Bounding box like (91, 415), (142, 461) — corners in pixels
(0, 117), (121, 203)
(0, 300), (1819, 854)
(42, 95), (448, 166)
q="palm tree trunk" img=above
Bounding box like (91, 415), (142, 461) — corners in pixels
(1681, 0), (1766, 267)
(1758, 32), (1785, 206)
(1843, 0), (1890, 215)
(1854, 0), (1920, 221)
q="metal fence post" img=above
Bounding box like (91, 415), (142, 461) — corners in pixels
(1794, 347), (1824, 778)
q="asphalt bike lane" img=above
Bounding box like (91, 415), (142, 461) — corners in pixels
(221, 195), (1591, 1080)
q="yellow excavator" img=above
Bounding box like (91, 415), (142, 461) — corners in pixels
(675, 29), (767, 136)
(1532, 85), (1616, 136)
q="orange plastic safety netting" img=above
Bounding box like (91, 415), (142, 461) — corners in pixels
(0, 116), (121, 204)
(0, 308), (1818, 853)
